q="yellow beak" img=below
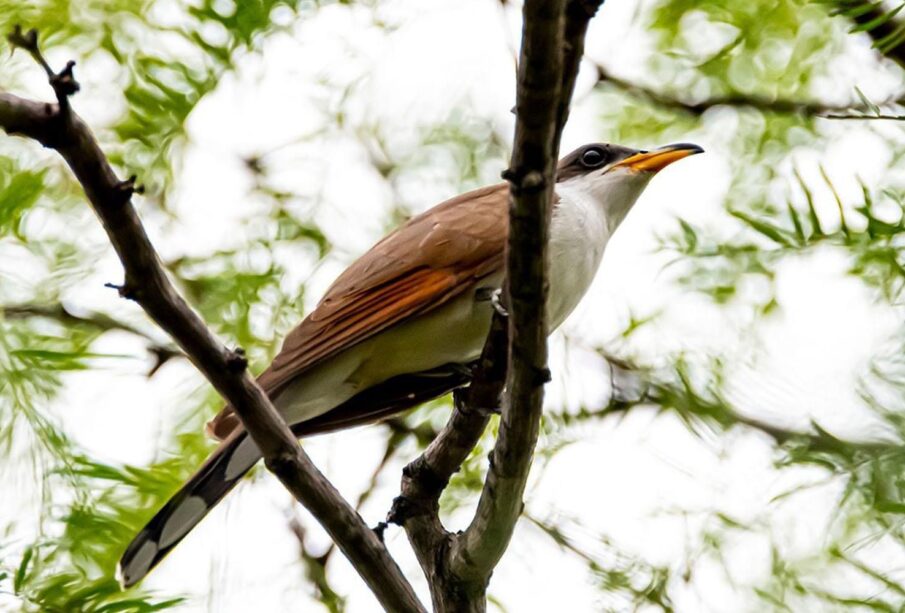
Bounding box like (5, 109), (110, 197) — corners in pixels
(614, 142), (704, 173)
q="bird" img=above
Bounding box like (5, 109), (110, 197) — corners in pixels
(117, 141), (703, 587)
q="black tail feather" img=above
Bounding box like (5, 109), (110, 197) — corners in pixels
(117, 431), (258, 587)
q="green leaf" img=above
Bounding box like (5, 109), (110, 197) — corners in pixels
(876, 20), (905, 53)
(678, 218), (698, 252)
(850, 3), (904, 34)
(819, 164), (850, 237)
(854, 86), (881, 116)
(794, 167), (824, 237)
(14, 545), (34, 593)
(786, 199), (805, 243)
(0, 167), (46, 237)
(730, 210), (795, 245)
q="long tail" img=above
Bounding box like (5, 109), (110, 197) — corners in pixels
(117, 430), (261, 587)
(118, 363), (472, 587)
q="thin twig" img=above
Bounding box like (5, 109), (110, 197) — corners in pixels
(1, 302), (182, 375)
(387, 310), (505, 560)
(821, 113), (905, 120)
(595, 62), (904, 118)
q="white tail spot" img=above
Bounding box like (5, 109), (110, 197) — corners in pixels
(159, 496), (209, 549)
(225, 436), (260, 480)
(120, 539), (157, 587)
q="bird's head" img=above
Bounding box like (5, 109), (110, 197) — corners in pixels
(556, 142), (704, 231)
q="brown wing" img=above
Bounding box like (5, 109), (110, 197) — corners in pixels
(207, 183), (508, 440)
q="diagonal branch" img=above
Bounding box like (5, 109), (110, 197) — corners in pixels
(591, 352), (901, 456)
(0, 28), (424, 613)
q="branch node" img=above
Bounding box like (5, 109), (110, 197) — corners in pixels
(8, 26), (80, 104)
(501, 168), (546, 194)
(49, 60), (80, 99)
(104, 282), (138, 301)
(373, 521), (388, 543)
(264, 450), (302, 475)
(7, 25), (38, 54)
(533, 366), (552, 386)
(387, 494), (434, 526)
(114, 175), (143, 204)
(521, 170), (545, 191)
(403, 456), (450, 497)
(148, 345), (179, 377)
(227, 347), (248, 373)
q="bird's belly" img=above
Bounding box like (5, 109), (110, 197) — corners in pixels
(547, 206), (606, 331)
(353, 276), (501, 383)
(547, 242), (601, 331)
(275, 275), (499, 425)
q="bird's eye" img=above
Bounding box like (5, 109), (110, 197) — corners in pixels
(580, 147), (606, 168)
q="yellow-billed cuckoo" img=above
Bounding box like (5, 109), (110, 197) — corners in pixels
(118, 141), (703, 586)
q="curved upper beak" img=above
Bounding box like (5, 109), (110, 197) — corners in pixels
(613, 142), (704, 173)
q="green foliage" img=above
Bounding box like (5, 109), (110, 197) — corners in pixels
(527, 514), (675, 613)
(0, 162), (46, 239)
(0, 0), (314, 609)
(829, 0), (905, 54)
(1, 0), (905, 610)
(664, 175), (905, 306)
(650, 0), (843, 98)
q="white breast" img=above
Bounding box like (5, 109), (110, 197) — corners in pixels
(546, 183), (612, 331)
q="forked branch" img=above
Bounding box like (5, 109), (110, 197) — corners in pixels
(389, 1), (604, 610)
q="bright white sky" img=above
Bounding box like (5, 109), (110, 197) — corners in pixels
(5, 0), (905, 611)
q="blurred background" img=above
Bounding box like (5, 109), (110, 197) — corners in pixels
(1, 0), (905, 610)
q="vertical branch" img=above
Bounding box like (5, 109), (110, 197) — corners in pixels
(390, 2), (605, 610)
(449, 0), (566, 582)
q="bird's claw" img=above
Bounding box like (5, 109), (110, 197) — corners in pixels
(491, 289), (509, 317)
(476, 287), (508, 316)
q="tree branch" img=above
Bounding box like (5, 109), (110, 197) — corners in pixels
(387, 314), (506, 612)
(387, 1), (603, 609)
(450, 0), (566, 583)
(594, 63), (902, 118)
(0, 29), (424, 613)
(1, 302), (182, 375)
(592, 352), (901, 456)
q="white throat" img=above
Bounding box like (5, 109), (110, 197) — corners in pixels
(546, 169), (652, 330)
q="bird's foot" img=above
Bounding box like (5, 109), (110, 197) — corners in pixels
(476, 287), (509, 317)
(491, 289), (509, 317)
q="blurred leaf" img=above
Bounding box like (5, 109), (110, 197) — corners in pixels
(0, 165), (46, 238)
